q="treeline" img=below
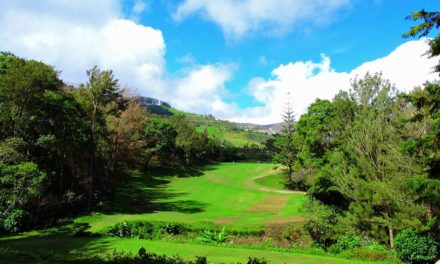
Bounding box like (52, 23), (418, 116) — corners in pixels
(272, 12), (440, 259)
(275, 73), (439, 260)
(0, 52), (258, 233)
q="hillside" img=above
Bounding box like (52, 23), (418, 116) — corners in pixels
(138, 97), (278, 147)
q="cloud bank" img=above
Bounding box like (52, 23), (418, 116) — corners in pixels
(0, 0), (235, 119)
(0, 1), (437, 125)
(230, 39), (438, 124)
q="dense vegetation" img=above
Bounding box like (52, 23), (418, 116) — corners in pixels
(0, 52), (274, 235)
(270, 10), (440, 263)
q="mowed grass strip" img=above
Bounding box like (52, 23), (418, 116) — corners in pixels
(246, 196), (289, 214)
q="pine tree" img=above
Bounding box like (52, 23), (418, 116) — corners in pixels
(275, 94), (297, 187)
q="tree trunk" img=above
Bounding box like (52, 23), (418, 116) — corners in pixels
(87, 103), (98, 212)
(388, 223), (394, 249)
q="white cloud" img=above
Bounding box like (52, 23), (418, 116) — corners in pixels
(176, 53), (197, 64)
(0, 1), (437, 126)
(0, 0), (165, 87)
(168, 63), (238, 116)
(173, 0), (351, 39)
(230, 39), (438, 124)
(132, 0), (149, 15)
(0, 0), (237, 118)
(131, 0), (150, 21)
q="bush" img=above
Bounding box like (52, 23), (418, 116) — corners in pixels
(303, 200), (338, 248)
(394, 228), (439, 264)
(198, 226), (234, 244)
(3, 209), (29, 233)
(106, 222), (189, 240)
(246, 257), (268, 264)
(328, 231), (363, 254)
(340, 246), (396, 262)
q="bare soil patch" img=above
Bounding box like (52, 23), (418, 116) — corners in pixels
(246, 196), (289, 214)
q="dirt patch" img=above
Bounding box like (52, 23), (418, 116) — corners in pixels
(246, 196), (289, 214)
(215, 216), (240, 224)
(266, 216), (305, 225)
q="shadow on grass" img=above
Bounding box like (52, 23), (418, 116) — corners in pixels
(0, 233), (118, 262)
(103, 164), (217, 215)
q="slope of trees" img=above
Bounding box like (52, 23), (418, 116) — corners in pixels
(0, 52), (249, 233)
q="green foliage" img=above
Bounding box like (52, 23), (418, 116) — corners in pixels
(0, 137), (26, 164)
(327, 73), (422, 247)
(2, 209), (29, 233)
(143, 118), (177, 166)
(402, 82), (440, 241)
(274, 101), (298, 188)
(303, 200), (338, 248)
(198, 226), (234, 245)
(0, 162), (46, 229)
(404, 10), (440, 73)
(246, 257), (268, 264)
(106, 222), (188, 240)
(328, 231), (363, 254)
(339, 246), (396, 262)
(394, 228), (439, 264)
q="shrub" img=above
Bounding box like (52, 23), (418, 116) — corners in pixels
(394, 228), (439, 264)
(328, 231), (363, 254)
(106, 222), (190, 240)
(3, 209), (29, 233)
(194, 256), (208, 264)
(303, 200), (338, 248)
(198, 226), (234, 244)
(247, 257), (268, 264)
(161, 223), (186, 235)
(340, 246), (396, 262)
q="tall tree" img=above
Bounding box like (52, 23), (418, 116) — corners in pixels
(329, 73), (423, 248)
(275, 97), (297, 187)
(402, 81), (440, 241)
(75, 66), (126, 211)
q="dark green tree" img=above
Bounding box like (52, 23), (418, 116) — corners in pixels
(329, 73), (423, 248)
(404, 10), (440, 73)
(274, 98), (297, 188)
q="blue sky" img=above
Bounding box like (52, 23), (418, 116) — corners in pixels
(1, 0), (439, 123)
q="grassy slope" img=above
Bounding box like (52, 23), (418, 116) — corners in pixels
(0, 235), (387, 264)
(254, 171), (288, 190)
(170, 109), (271, 147)
(76, 163), (307, 233)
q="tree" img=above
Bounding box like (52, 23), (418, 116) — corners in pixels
(404, 10), (440, 73)
(0, 162), (46, 226)
(143, 118), (177, 168)
(106, 101), (147, 195)
(329, 73), (423, 248)
(274, 97), (297, 188)
(74, 66), (126, 211)
(402, 81), (440, 242)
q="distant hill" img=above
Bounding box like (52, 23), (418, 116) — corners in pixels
(134, 96), (277, 147)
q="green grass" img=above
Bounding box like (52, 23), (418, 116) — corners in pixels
(0, 235), (391, 264)
(76, 163), (307, 233)
(0, 163), (394, 263)
(254, 171), (287, 190)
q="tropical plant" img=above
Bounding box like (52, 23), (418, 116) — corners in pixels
(198, 226), (233, 244)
